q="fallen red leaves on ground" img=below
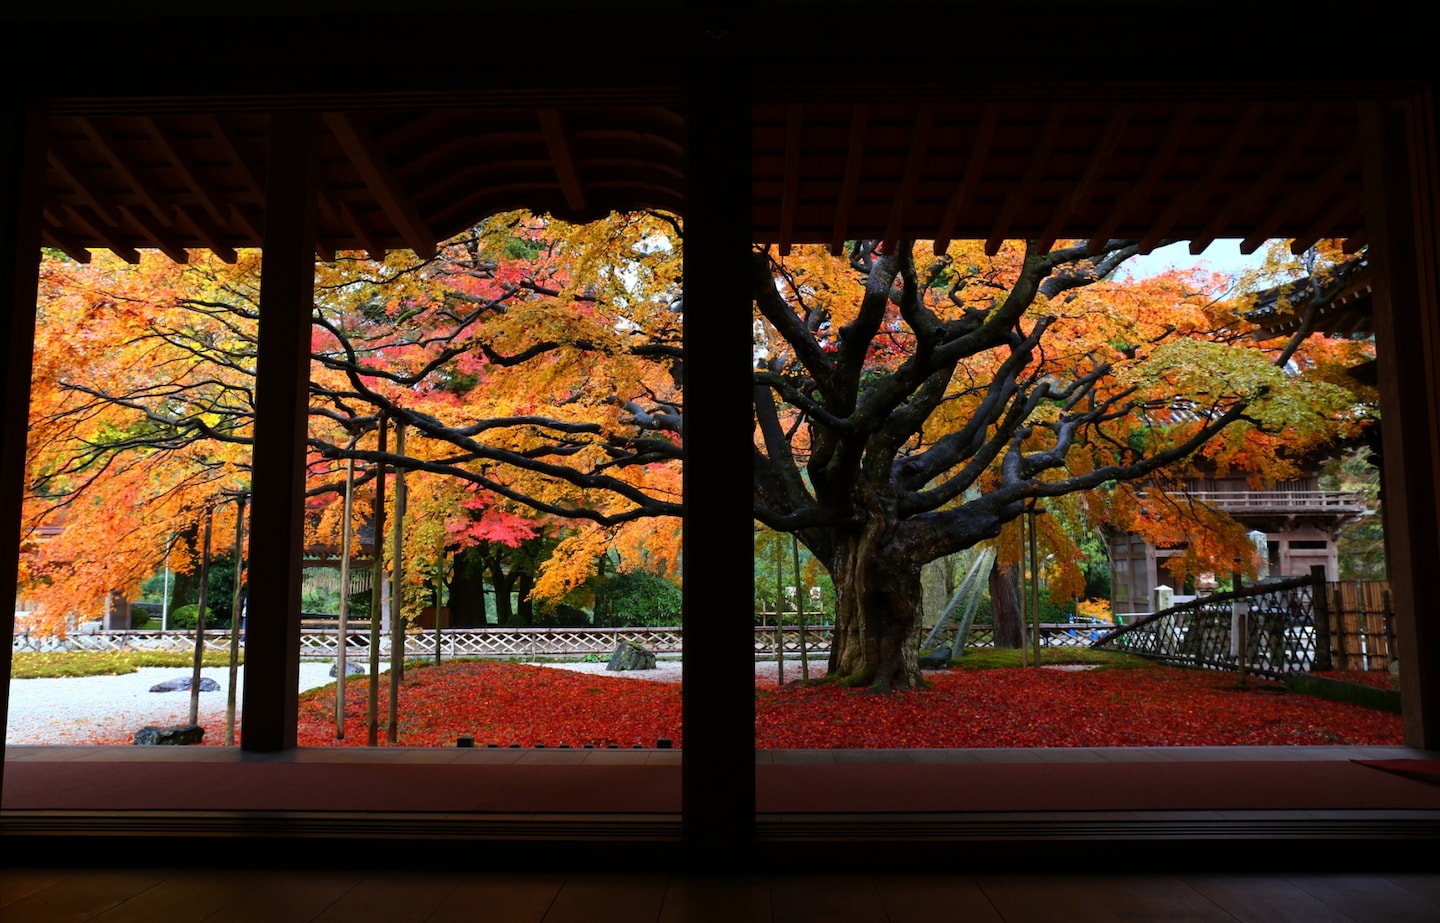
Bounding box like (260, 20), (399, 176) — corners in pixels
(755, 666), (1403, 748)
(295, 660), (685, 748)
(79, 660), (1403, 748)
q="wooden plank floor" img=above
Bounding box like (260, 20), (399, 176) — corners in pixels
(4, 869), (1439, 923)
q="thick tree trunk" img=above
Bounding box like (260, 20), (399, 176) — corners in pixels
(447, 546), (489, 627)
(989, 560), (1023, 648)
(827, 520), (925, 691)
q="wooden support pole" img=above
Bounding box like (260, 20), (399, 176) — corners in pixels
(336, 449), (356, 739)
(1361, 93), (1440, 747)
(225, 493), (248, 746)
(389, 421), (406, 742)
(368, 414), (388, 747)
(682, 65), (755, 858)
(0, 102), (45, 786)
(242, 111), (318, 752)
(189, 507), (213, 727)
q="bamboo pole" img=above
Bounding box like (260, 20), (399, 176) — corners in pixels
(335, 448), (356, 740)
(1029, 505), (1042, 667)
(224, 492), (247, 746)
(388, 421), (406, 743)
(774, 533), (784, 685)
(433, 552), (444, 666)
(792, 533), (809, 681)
(368, 415), (388, 746)
(1018, 516), (1028, 668)
(188, 506), (213, 727)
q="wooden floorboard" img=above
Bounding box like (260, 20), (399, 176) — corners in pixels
(1082, 874), (1241, 922)
(0, 869), (174, 923)
(3, 869), (1440, 922)
(1180, 874), (1360, 923)
(423, 873), (563, 923)
(768, 874), (891, 923)
(542, 873), (669, 923)
(1283, 874), (1440, 923)
(82, 869), (256, 923)
(871, 874), (1004, 923)
(656, 875), (771, 923)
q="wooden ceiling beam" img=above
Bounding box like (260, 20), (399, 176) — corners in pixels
(829, 104), (867, 256)
(1291, 192), (1364, 256)
(324, 112), (436, 259)
(47, 146), (120, 228)
(230, 204), (263, 244)
(537, 108), (588, 217)
(1087, 104), (1195, 254)
(1192, 105), (1329, 255)
(1139, 103), (1264, 254)
(76, 116), (172, 229)
(881, 105), (933, 253)
(935, 106), (998, 255)
(139, 117), (229, 226)
(339, 199), (386, 261)
(1242, 142), (1359, 253)
(1039, 104), (1132, 253)
(41, 224), (91, 263)
(120, 205), (188, 263)
(175, 206), (238, 264)
(987, 105), (1066, 256)
(65, 204), (139, 263)
(779, 104), (802, 256)
(204, 115), (264, 199)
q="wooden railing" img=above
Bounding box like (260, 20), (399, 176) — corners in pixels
(1176, 489), (1368, 514)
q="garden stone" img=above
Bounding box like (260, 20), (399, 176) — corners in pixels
(149, 676), (220, 693)
(918, 645), (952, 669)
(133, 724), (205, 745)
(606, 641), (657, 672)
(329, 659), (367, 678)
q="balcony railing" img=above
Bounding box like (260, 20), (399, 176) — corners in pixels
(1170, 489), (1368, 515)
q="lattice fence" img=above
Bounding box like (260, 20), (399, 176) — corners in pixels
(1092, 576), (1323, 680)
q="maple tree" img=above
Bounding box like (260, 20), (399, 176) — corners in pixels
(751, 238), (1364, 690)
(20, 211), (685, 635)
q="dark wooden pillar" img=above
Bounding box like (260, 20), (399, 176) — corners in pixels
(682, 73), (756, 853)
(0, 103), (46, 785)
(1361, 91), (1440, 749)
(241, 112), (318, 752)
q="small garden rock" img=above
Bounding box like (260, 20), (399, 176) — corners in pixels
(606, 641), (657, 672)
(329, 659), (367, 678)
(133, 724), (205, 745)
(149, 676), (220, 693)
(918, 645), (952, 669)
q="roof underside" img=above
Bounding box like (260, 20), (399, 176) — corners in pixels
(39, 91), (1370, 265)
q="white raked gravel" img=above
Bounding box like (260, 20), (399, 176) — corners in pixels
(5, 656), (829, 745)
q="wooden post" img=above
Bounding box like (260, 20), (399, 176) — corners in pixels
(433, 552), (445, 666)
(189, 507), (214, 727)
(225, 493), (248, 746)
(242, 111), (318, 752)
(1310, 564), (1333, 672)
(774, 531), (784, 685)
(682, 62), (755, 857)
(793, 533), (810, 681)
(1029, 505), (1042, 666)
(1361, 94), (1440, 747)
(336, 449), (356, 739)
(368, 414), (388, 746)
(0, 102), (47, 791)
(389, 420), (406, 742)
